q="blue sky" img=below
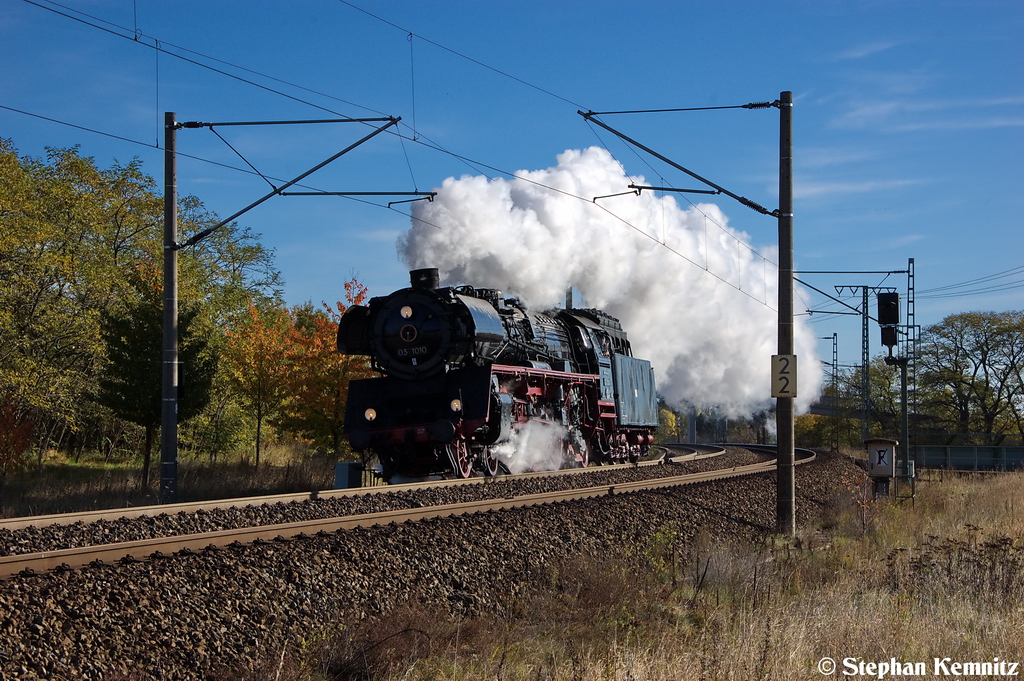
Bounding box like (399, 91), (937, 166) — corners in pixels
(2, 0), (1022, 375)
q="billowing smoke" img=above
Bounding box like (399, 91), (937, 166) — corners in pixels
(400, 147), (822, 417)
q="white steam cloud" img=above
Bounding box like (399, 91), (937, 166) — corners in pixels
(401, 147), (822, 417)
(493, 421), (567, 474)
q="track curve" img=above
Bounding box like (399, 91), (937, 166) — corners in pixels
(0, 445), (811, 579)
(0, 444), (723, 532)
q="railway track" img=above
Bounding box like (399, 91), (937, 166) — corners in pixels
(0, 445), (809, 579)
(0, 443), (723, 532)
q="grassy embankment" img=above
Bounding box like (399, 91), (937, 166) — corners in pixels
(275, 464), (1024, 681)
(0, 443), (335, 518)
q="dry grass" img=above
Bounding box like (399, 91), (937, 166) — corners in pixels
(261, 471), (1024, 680)
(0, 440), (336, 518)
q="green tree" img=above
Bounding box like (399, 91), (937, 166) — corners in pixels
(1002, 311), (1024, 439)
(0, 139), (281, 461)
(96, 269), (217, 487)
(0, 141), (161, 452)
(919, 311), (1024, 439)
(868, 356), (901, 436)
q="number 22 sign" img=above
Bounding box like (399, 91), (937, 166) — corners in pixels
(772, 355), (797, 398)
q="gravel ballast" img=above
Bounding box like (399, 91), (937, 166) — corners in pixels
(0, 450), (855, 680)
(0, 448), (763, 557)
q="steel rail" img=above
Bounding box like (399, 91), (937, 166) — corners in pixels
(0, 448), (811, 580)
(0, 446), (725, 531)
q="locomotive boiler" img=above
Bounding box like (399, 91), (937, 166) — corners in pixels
(337, 268), (658, 481)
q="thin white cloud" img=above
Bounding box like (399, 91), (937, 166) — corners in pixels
(882, 233), (926, 249)
(795, 178), (926, 200)
(830, 94), (1024, 131)
(844, 232), (927, 256)
(835, 40), (901, 60)
(358, 229), (402, 242)
(800, 146), (879, 169)
(888, 116), (1024, 132)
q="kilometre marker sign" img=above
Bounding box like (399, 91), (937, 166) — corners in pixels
(771, 355), (797, 398)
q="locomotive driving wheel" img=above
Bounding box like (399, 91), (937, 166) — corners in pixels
(480, 446), (501, 477)
(446, 440), (473, 478)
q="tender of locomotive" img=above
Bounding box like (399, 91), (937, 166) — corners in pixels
(337, 268), (658, 481)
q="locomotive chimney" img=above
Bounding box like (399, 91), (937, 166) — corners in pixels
(410, 268), (440, 290)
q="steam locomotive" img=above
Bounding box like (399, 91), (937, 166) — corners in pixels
(337, 268), (658, 481)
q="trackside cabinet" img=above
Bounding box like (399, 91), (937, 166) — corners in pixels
(864, 438), (897, 478)
(864, 437), (897, 497)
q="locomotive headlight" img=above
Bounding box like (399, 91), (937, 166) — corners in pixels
(449, 398), (462, 413)
(364, 408), (377, 422)
(400, 305), (413, 319)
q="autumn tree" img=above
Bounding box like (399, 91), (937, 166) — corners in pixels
(275, 280), (372, 455)
(655, 406), (679, 443)
(0, 139), (281, 461)
(222, 303), (292, 466)
(0, 400), (33, 488)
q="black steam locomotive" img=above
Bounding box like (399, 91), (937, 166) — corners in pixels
(337, 268), (658, 481)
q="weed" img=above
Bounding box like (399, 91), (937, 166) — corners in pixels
(246, 471), (1024, 680)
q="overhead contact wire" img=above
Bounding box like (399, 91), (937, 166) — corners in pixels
(23, 0), (377, 122)
(336, 0), (586, 109)
(24, 0), (783, 311)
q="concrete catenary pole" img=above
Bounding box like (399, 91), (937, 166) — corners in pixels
(161, 112), (179, 504)
(777, 91), (796, 536)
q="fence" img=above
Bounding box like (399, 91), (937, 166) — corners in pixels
(911, 445), (1024, 471)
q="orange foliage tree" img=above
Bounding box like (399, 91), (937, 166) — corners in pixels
(222, 303), (293, 467)
(276, 279), (373, 456)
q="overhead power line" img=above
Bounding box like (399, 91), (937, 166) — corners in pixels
(335, 0), (587, 109)
(17, 0), (785, 313)
(918, 280), (1024, 300)
(918, 264), (1024, 293)
(917, 265), (1024, 299)
(23, 0), (382, 120)
(1, 103), (160, 148)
